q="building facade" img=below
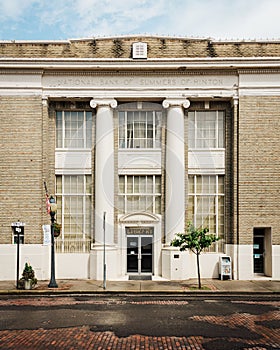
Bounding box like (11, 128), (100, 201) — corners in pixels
(0, 36), (280, 281)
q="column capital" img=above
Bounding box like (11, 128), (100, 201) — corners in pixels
(90, 98), (117, 109)
(42, 96), (49, 107)
(162, 98), (190, 109)
(231, 95), (239, 107)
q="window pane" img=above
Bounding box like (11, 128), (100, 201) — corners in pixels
(145, 196), (152, 212)
(147, 176), (153, 193)
(139, 196), (146, 211)
(218, 176), (224, 193)
(127, 113), (133, 148)
(188, 197), (194, 220)
(127, 196), (133, 212)
(196, 176), (202, 193)
(64, 176), (71, 192)
(86, 112), (92, 148)
(209, 176), (216, 193)
(218, 112), (224, 148)
(86, 175), (92, 194)
(139, 176), (146, 192)
(155, 111), (162, 148)
(127, 177), (133, 193)
(155, 176), (161, 193)
(119, 112), (125, 148)
(134, 176), (139, 193)
(77, 176), (83, 193)
(188, 176), (194, 193)
(56, 175), (62, 193)
(70, 176), (77, 193)
(56, 112), (63, 148)
(188, 112), (195, 148)
(119, 176), (125, 193)
(56, 196), (62, 223)
(155, 197), (161, 214)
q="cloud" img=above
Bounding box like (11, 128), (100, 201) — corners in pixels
(1, 0), (280, 40)
(36, 0), (168, 38)
(166, 0), (280, 39)
(0, 0), (38, 20)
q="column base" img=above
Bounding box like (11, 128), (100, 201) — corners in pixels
(162, 247), (188, 280)
(89, 244), (119, 280)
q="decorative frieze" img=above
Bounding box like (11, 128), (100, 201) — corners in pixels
(44, 74), (237, 89)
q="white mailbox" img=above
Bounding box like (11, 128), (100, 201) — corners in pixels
(219, 256), (232, 280)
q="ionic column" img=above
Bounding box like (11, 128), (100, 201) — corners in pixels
(90, 98), (117, 245)
(162, 98), (190, 244)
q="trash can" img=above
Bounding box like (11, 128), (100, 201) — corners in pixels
(219, 256), (232, 280)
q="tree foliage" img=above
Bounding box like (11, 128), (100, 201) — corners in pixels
(170, 223), (219, 288)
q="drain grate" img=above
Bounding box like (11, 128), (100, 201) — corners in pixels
(129, 275), (152, 280)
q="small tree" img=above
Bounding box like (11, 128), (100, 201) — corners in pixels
(19, 263), (37, 289)
(170, 223), (219, 289)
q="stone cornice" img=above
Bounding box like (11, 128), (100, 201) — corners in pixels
(42, 70), (238, 76)
(1, 57), (280, 71)
(2, 68), (280, 76)
(238, 68), (280, 74)
(0, 69), (43, 75)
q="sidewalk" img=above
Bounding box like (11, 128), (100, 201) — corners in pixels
(0, 278), (279, 294)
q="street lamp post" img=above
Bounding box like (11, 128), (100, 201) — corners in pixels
(48, 196), (58, 288)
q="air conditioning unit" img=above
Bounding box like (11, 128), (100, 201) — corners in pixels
(132, 42), (147, 59)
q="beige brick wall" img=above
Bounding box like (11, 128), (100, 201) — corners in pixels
(1, 94), (280, 248)
(1, 37), (280, 59)
(238, 96), (280, 245)
(0, 96), (50, 244)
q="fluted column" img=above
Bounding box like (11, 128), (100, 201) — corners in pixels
(90, 98), (117, 245)
(162, 98), (190, 244)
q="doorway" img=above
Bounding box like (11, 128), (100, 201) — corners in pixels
(127, 234), (153, 275)
(253, 227), (272, 277)
(253, 232), (264, 274)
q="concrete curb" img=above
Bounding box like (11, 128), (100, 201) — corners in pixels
(0, 289), (279, 296)
(0, 279), (279, 296)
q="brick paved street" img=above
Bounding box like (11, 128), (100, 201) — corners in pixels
(1, 324), (279, 350)
(0, 295), (279, 349)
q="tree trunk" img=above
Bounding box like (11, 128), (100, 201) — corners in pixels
(196, 253), (201, 289)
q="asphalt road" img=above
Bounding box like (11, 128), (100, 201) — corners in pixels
(0, 294), (279, 349)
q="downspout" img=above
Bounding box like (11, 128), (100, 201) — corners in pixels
(234, 94), (240, 280)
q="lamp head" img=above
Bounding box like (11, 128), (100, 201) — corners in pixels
(49, 196), (57, 213)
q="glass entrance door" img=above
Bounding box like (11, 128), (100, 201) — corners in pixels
(253, 235), (264, 274)
(127, 235), (153, 274)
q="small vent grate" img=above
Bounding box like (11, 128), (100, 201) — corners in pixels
(129, 275), (152, 280)
(132, 42), (147, 59)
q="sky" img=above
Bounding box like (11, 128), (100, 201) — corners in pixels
(0, 0), (280, 41)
